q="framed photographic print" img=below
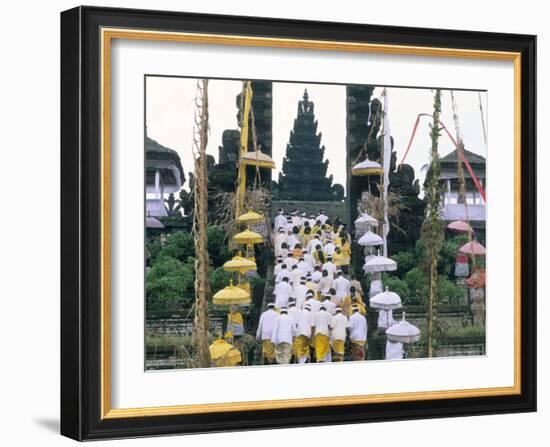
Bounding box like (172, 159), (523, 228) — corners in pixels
(60, 6), (536, 441)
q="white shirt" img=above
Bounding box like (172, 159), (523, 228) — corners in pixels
(307, 238), (322, 254)
(303, 297), (321, 313)
(321, 299), (336, 315)
(291, 215), (302, 228)
(330, 312), (349, 341)
(287, 234), (300, 250)
(296, 309), (314, 338)
(275, 232), (287, 254)
(285, 256), (298, 269)
(316, 213), (329, 224)
(322, 261), (337, 279)
(311, 270), (322, 282)
(349, 312), (368, 342)
(274, 214), (287, 232)
(271, 314), (296, 345)
(319, 276), (333, 295)
(291, 268), (302, 287)
(274, 263), (283, 276)
(303, 253), (316, 267)
(297, 260), (313, 275)
(324, 242), (336, 256)
(333, 276), (351, 299)
(256, 309), (278, 340)
(292, 284), (309, 309)
(275, 268), (291, 283)
(314, 309), (332, 336)
(288, 306), (300, 327)
(273, 281), (292, 308)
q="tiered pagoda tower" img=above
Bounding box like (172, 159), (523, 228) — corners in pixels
(275, 90), (343, 201)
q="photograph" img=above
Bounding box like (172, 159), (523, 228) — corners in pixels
(144, 77), (487, 370)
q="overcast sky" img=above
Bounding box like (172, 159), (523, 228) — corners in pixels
(145, 77), (487, 193)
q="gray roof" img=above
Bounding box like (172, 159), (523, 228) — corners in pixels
(440, 148), (486, 166)
(145, 136), (185, 182)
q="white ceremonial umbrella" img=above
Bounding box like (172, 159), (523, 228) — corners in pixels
(358, 230), (384, 247)
(146, 216), (165, 229)
(370, 287), (402, 311)
(354, 213), (378, 238)
(386, 312), (421, 343)
(363, 252), (397, 273)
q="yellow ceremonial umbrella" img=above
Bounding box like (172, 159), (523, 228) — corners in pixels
(213, 280), (251, 305)
(351, 157), (384, 177)
(233, 229), (263, 245)
(241, 150), (276, 169)
(237, 210), (264, 225)
(223, 256), (257, 273)
(209, 339), (242, 367)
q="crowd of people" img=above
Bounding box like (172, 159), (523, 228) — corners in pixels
(256, 208), (370, 365)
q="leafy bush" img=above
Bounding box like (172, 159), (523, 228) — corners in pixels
(404, 267), (428, 303)
(381, 274), (410, 300)
(146, 256), (195, 311)
(437, 276), (467, 305)
(390, 251), (417, 278)
(159, 231), (195, 263)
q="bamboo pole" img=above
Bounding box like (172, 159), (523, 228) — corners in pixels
(423, 89), (443, 358)
(193, 79), (212, 368)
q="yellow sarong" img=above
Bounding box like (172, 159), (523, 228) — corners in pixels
(262, 339), (276, 362)
(315, 334), (330, 361)
(294, 335), (310, 360)
(332, 339), (345, 361)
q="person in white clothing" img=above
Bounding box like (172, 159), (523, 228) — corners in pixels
(256, 303), (279, 364)
(285, 252), (298, 270)
(294, 305), (314, 363)
(274, 228), (287, 257)
(349, 306), (368, 361)
(321, 294), (336, 315)
(324, 239), (336, 257)
(303, 290), (321, 313)
(275, 264), (291, 283)
(333, 270), (351, 302)
(273, 256), (284, 276)
(271, 308), (296, 364)
(274, 209), (287, 233)
(330, 307), (349, 361)
(292, 278), (309, 309)
(297, 257), (313, 275)
(311, 266), (323, 283)
(303, 251), (316, 268)
(290, 264), (302, 287)
(316, 210), (329, 225)
(287, 230), (300, 251)
(322, 256), (337, 279)
(287, 299), (300, 326)
(307, 235), (322, 254)
(273, 277), (292, 309)
(318, 270), (332, 297)
(313, 304), (332, 362)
